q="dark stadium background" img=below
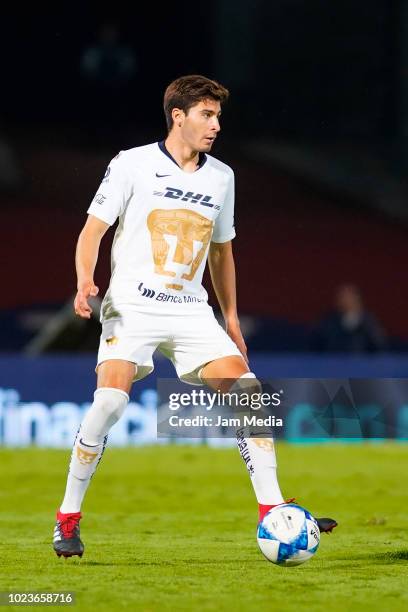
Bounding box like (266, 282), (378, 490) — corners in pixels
(1, 1), (408, 357)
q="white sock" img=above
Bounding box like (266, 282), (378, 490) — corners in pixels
(60, 387), (129, 513)
(233, 373), (284, 506)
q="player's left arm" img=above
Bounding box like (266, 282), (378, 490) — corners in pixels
(208, 240), (248, 363)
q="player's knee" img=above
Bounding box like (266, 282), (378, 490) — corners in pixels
(228, 372), (262, 407)
(97, 360), (136, 394)
(229, 372), (262, 393)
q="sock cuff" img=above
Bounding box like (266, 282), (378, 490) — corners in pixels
(94, 387), (130, 402)
(229, 372), (260, 395)
(79, 437), (103, 448)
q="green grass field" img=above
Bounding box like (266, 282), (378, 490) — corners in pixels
(0, 443), (407, 611)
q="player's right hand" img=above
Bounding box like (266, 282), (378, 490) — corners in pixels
(74, 281), (99, 319)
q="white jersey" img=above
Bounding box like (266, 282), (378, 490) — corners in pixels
(87, 141), (235, 320)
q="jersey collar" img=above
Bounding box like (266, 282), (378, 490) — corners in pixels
(158, 140), (207, 171)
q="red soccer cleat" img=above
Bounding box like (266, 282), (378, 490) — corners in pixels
(53, 510), (84, 558)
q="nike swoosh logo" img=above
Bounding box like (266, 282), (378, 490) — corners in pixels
(156, 172), (171, 178)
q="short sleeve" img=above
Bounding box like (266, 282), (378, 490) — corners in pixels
(211, 170), (236, 243)
(87, 152), (132, 225)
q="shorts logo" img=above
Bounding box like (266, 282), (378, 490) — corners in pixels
(77, 447), (98, 465)
(138, 282), (155, 298)
(106, 335), (118, 346)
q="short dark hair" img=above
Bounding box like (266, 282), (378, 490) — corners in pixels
(163, 74), (229, 130)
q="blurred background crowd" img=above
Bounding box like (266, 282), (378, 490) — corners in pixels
(2, 1), (408, 356)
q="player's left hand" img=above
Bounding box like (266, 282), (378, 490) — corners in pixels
(226, 320), (248, 364)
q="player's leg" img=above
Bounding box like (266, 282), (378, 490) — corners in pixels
(54, 360), (135, 558)
(200, 357), (285, 517)
(54, 310), (158, 557)
(60, 360), (135, 512)
(197, 354), (250, 392)
(167, 312), (286, 521)
(201, 357), (337, 533)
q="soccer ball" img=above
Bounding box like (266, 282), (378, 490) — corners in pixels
(257, 503), (320, 566)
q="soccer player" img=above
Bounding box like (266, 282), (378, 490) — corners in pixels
(53, 75), (337, 558)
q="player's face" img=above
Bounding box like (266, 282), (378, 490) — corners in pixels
(181, 99), (221, 152)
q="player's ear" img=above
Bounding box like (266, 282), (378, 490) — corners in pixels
(171, 107), (185, 128)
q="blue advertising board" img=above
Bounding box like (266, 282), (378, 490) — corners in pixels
(0, 353), (407, 446)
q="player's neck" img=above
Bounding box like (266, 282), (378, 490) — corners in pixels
(164, 134), (200, 173)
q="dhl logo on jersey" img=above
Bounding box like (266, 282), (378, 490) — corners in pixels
(152, 187), (221, 210)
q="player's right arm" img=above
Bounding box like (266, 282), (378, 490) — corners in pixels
(74, 215), (110, 318)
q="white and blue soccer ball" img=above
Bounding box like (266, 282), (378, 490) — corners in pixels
(257, 503), (320, 566)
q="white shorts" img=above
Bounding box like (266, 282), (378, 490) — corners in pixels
(97, 308), (242, 384)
